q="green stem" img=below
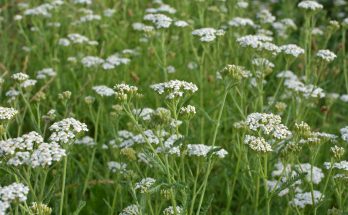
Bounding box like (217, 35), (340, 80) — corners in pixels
(59, 156), (68, 215)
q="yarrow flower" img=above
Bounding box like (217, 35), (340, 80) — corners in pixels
(144, 13), (172, 29)
(114, 83), (139, 101)
(92, 85), (115, 97)
(280, 44), (305, 58)
(290, 191), (323, 208)
(0, 107), (18, 121)
(119, 204), (139, 215)
(192, 28), (224, 42)
(150, 80), (198, 100)
(219, 64), (251, 81)
(0, 182), (29, 214)
(187, 144), (228, 158)
(244, 135), (272, 153)
(316, 49), (337, 62)
(0, 131), (66, 167)
(49, 118), (88, 144)
(237, 35), (280, 55)
(134, 177), (156, 193)
(244, 113), (292, 140)
(163, 206), (183, 215)
(228, 17), (255, 28)
(108, 161), (127, 173)
(36, 68), (57, 79)
(298, 1), (323, 11)
(11, 72), (29, 82)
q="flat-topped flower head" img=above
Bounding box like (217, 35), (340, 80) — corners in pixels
(0, 107), (18, 121)
(244, 135), (272, 153)
(237, 35), (280, 55)
(280, 44), (305, 58)
(134, 177), (156, 193)
(316, 49), (337, 62)
(144, 13), (172, 29)
(119, 204), (139, 215)
(187, 144), (228, 158)
(11, 72), (29, 82)
(49, 118), (88, 144)
(244, 113), (292, 140)
(0, 131), (66, 168)
(92, 85), (115, 97)
(36, 68), (56, 79)
(290, 191), (323, 208)
(0, 182), (29, 203)
(192, 28), (224, 42)
(150, 80), (198, 100)
(228, 17), (255, 28)
(298, 1), (323, 11)
(163, 206), (183, 215)
(114, 83), (139, 101)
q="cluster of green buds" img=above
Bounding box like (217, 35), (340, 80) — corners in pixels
(114, 83), (139, 102)
(84, 96), (95, 105)
(219, 64), (250, 82)
(30, 202), (52, 215)
(330, 145), (345, 160)
(294, 121), (312, 138)
(151, 108), (172, 126)
(58, 91), (71, 101)
(179, 105), (196, 120)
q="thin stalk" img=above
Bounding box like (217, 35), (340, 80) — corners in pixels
(59, 156), (68, 215)
(196, 87), (230, 214)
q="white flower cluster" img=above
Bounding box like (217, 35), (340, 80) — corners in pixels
(272, 19), (297, 38)
(49, 118), (88, 144)
(316, 49), (337, 62)
(92, 85), (115, 97)
(257, 9), (276, 24)
(0, 182), (29, 214)
(237, 35), (280, 55)
(132, 22), (155, 32)
(146, 4), (176, 14)
(180, 105), (196, 116)
(340, 126), (348, 142)
(134, 177), (156, 193)
(81, 54), (130, 70)
(24, 1), (63, 17)
(228, 17), (255, 28)
(163, 206), (183, 215)
(0, 131), (66, 168)
(108, 161), (127, 173)
(156, 134), (183, 156)
(324, 160), (348, 171)
(192, 28), (225, 42)
(187, 144), (228, 158)
(59, 33), (98, 47)
(244, 113), (292, 140)
(119, 204), (139, 215)
(36, 68), (56, 79)
(290, 191), (323, 208)
(277, 71), (326, 98)
(75, 136), (96, 147)
(11, 72), (29, 82)
(244, 135), (272, 153)
(144, 13), (172, 29)
(280, 44), (305, 58)
(298, 1), (323, 11)
(150, 80), (198, 100)
(0, 107), (18, 120)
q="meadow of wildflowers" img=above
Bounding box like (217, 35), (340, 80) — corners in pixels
(1, 0), (348, 214)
